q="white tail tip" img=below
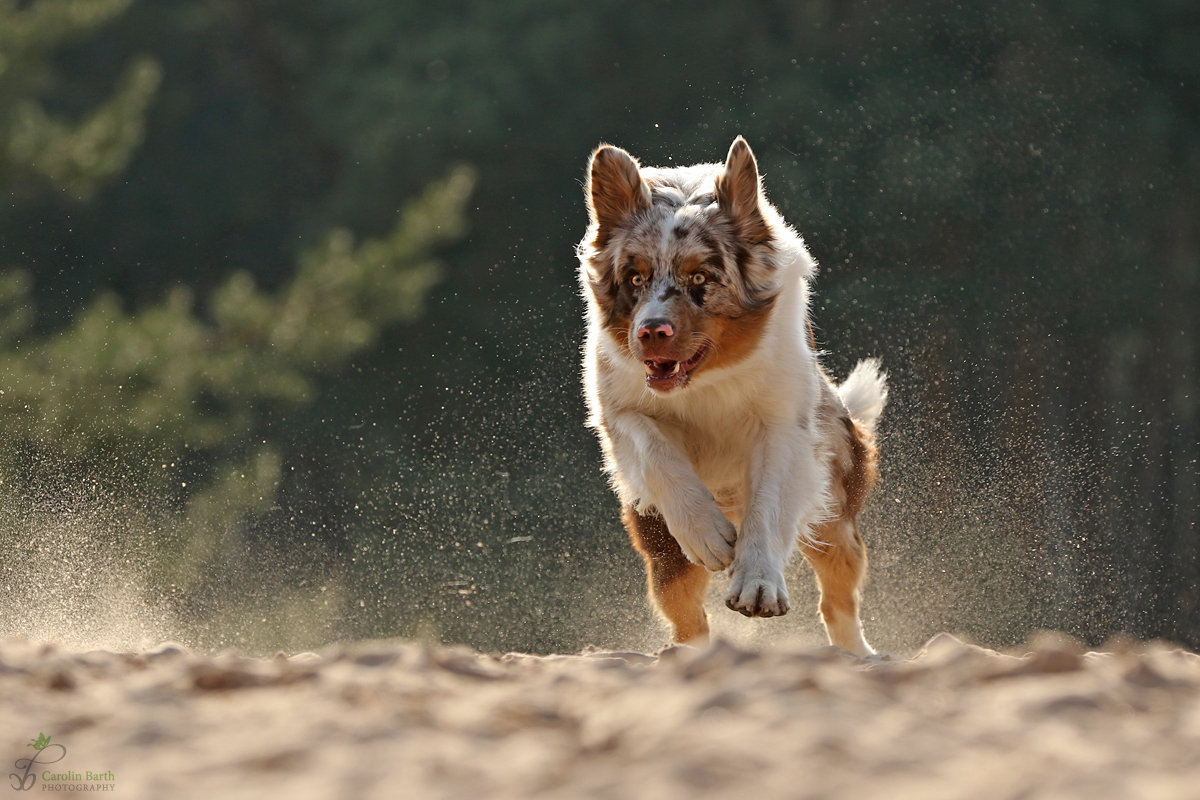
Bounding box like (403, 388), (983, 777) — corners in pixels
(837, 358), (888, 432)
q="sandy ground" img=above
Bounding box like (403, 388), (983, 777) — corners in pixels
(2, 634), (1199, 799)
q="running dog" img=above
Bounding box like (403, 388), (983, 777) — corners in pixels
(577, 137), (886, 655)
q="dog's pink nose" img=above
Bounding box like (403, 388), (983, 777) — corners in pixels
(637, 319), (674, 342)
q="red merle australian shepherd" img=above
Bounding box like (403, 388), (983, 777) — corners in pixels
(577, 137), (887, 655)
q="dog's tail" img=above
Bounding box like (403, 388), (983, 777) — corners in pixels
(837, 358), (888, 433)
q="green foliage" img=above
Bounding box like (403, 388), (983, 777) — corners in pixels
(0, 166), (474, 589)
(27, 733), (51, 750)
(0, 0), (160, 197)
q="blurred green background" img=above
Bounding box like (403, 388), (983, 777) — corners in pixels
(0, 0), (1196, 655)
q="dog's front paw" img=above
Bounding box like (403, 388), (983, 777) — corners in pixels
(725, 558), (790, 617)
(673, 506), (737, 572)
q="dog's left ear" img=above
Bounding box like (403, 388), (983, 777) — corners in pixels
(586, 144), (651, 234)
(715, 136), (768, 241)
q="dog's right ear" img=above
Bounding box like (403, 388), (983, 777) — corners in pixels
(715, 136), (768, 243)
(586, 145), (650, 233)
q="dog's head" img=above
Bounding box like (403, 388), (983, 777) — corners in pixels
(579, 137), (789, 394)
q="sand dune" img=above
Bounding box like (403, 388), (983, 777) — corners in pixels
(3, 634), (1198, 799)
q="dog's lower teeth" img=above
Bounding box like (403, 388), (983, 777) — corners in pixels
(670, 363), (681, 375)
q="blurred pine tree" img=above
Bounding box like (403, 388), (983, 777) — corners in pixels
(0, 1), (476, 637)
(0, 0), (160, 198)
(0, 166), (474, 592)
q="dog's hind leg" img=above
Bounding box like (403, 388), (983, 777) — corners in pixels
(799, 518), (872, 655)
(798, 411), (879, 655)
(623, 506), (711, 644)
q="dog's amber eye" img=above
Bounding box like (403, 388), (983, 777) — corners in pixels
(630, 274), (645, 286)
(691, 273), (706, 285)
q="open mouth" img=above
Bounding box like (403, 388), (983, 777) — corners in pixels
(644, 343), (710, 391)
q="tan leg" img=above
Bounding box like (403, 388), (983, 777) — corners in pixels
(800, 516), (873, 655)
(623, 506), (711, 644)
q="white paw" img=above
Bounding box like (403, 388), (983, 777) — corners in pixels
(672, 505), (736, 572)
(725, 559), (790, 617)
